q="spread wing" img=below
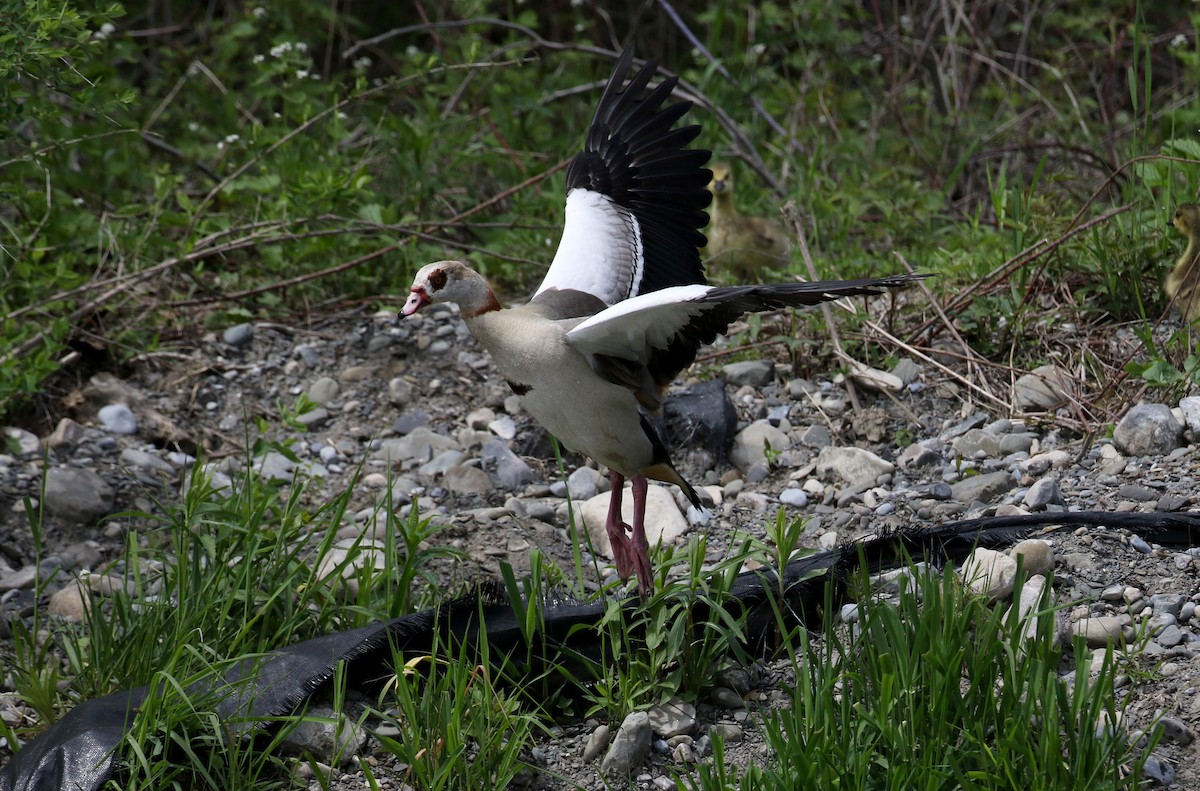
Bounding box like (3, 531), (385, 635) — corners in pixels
(535, 48), (712, 308)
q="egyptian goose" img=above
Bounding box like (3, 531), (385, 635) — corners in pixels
(402, 49), (922, 594)
(1167, 203), (1200, 323)
(701, 161), (791, 281)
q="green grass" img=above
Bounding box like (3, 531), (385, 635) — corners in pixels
(4, 453), (469, 787)
(369, 637), (544, 790)
(693, 566), (1153, 790)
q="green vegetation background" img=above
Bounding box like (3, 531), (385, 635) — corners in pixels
(2, 0), (1199, 422)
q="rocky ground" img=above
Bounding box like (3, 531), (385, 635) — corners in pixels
(2, 300), (1200, 788)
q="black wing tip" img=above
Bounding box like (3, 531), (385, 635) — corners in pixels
(688, 274), (930, 318)
(565, 48), (710, 293)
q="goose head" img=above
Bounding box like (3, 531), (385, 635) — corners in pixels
(402, 260), (500, 318)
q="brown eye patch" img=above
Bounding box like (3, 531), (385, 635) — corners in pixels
(429, 268), (447, 290)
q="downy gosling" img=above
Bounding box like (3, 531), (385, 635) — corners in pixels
(1166, 203), (1200, 323)
(700, 161), (790, 281)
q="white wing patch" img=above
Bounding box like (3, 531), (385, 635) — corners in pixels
(536, 189), (643, 306)
(564, 284), (715, 362)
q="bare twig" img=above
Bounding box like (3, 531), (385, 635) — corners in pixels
(864, 320), (1014, 412)
(168, 157), (572, 307)
(910, 200), (1135, 340)
(892, 250), (997, 403)
(781, 201), (861, 414)
(169, 244), (403, 308)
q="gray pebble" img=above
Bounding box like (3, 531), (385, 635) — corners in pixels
(1117, 484), (1158, 502)
(765, 404), (790, 426)
(713, 666), (755, 694)
(4, 427), (39, 455)
(1073, 615), (1132, 648)
(1022, 476), (1062, 510)
(1157, 494), (1191, 512)
(949, 471), (1016, 505)
(1141, 753), (1175, 786)
(166, 450), (195, 467)
(745, 461), (770, 483)
(43, 467), (115, 524)
(566, 467), (601, 500)
(1157, 716), (1194, 745)
(481, 439), (537, 491)
(799, 425), (832, 448)
(1113, 403), (1184, 456)
(723, 360), (774, 387)
(1100, 584), (1125, 602)
(601, 712), (651, 776)
(1152, 594), (1185, 618)
(295, 407), (330, 428)
(392, 410), (431, 434)
(98, 404), (137, 434)
(223, 322), (253, 347)
(710, 723), (743, 744)
(925, 482), (953, 500)
(709, 686), (744, 710)
(488, 416), (517, 440)
(582, 724), (610, 763)
(1157, 625), (1184, 648)
(307, 376), (340, 405)
(295, 344), (321, 366)
(779, 488), (808, 507)
(646, 698), (696, 739)
(1130, 535), (1153, 554)
(118, 448), (173, 474)
(387, 377), (413, 406)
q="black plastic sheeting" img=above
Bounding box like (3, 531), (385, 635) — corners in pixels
(4, 511), (1200, 791)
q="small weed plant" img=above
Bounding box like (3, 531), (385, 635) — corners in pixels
(577, 534), (756, 720)
(369, 634), (543, 790)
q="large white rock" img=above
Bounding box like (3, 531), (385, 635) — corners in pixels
(815, 446), (894, 486)
(730, 419), (791, 471)
(372, 427), (458, 463)
(1004, 574), (1058, 649)
(1180, 396), (1200, 434)
(847, 360), (904, 393)
(959, 547), (1018, 599)
(1012, 364), (1072, 412)
(1113, 403), (1184, 456)
(581, 484), (687, 558)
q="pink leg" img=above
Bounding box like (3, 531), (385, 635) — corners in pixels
(605, 471), (637, 580)
(629, 474), (653, 596)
